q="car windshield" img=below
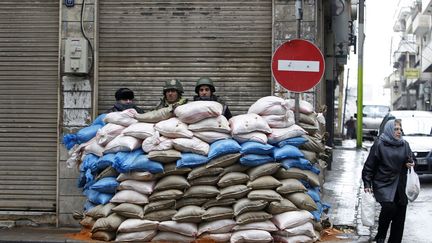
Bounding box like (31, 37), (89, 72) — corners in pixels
(401, 117), (432, 136)
(363, 105), (389, 118)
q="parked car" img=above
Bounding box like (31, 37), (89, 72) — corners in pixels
(378, 110), (432, 175)
(356, 104), (390, 140)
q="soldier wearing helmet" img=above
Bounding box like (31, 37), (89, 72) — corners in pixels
(135, 79), (188, 123)
(106, 87), (145, 113)
(193, 77), (232, 119)
(156, 79), (188, 109)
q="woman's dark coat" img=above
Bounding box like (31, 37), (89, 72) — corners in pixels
(362, 139), (413, 205)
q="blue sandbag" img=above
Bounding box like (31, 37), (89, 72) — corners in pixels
(89, 177), (119, 194)
(92, 113), (107, 126)
(84, 189), (114, 205)
(80, 154), (100, 172)
(307, 187), (321, 202)
(240, 141), (274, 155)
(111, 150), (143, 172)
(281, 157), (313, 171)
(62, 124), (103, 150)
(76, 124), (102, 143)
(208, 139), (241, 159)
(113, 151), (163, 174)
(83, 169), (95, 190)
(277, 136), (308, 147)
(77, 171), (86, 188)
(91, 153), (116, 173)
(239, 154), (274, 167)
(311, 201), (323, 221)
(273, 145), (304, 160)
(177, 153), (209, 168)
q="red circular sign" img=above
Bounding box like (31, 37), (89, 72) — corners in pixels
(271, 39), (325, 93)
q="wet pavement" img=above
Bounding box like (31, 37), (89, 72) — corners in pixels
(321, 139), (373, 243)
(1, 139), (430, 242)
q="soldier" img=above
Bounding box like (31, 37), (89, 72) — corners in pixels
(135, 79), (188, 123)
(106, 87), (145, 114)
(193, 77), (232, 119)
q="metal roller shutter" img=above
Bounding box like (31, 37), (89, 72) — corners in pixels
(98, 0), (272, 115)
(0, 1), (59, 211)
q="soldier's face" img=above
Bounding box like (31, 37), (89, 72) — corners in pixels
(199, 85), (212, 97)
(165, 89), (179, 103)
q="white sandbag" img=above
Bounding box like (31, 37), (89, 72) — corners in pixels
(260, 105), (290, 116)
(230, 114), (272, 135)
(122, 122), (155, 139)
(274, 222), (316, 238)
(142, 131), (173, 153)
(194, 131), (231, 144)
(104, 135), (141, 153)
(230, 230), (272, 243)
(272, 234), (314, 243)
(117, 172), (156, 182)
(84, 138), (105, 157)
(152, 231), (195, 242)
(97, 123), (126, 146)
(188, 116), (231, 133)
(248, 96), (290, 115)
(232, 131), (268, 144)
(103, 109), (138, 126)
(174, 101), (223, 124)
(232, 220), (278, 232)
(267, 125), (307, 144)
(261, 110), (295, 128)
(158, 221), (198, 237)
(110, 190), (149, 205)
(117, 219), (159, 233)
(117, 180), (156, 195)
(173, 137), (210, 156)
(287, 99), (314, 114)
(115, 230), (157, 242)
(198, 219), (236, 236)
(155, 117), (193, 138)
(271, 210), (314, 230)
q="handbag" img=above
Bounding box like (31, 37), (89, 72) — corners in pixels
(406, 168), (420, 202)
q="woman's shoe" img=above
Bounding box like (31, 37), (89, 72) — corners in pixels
(374, 238), (385, 243)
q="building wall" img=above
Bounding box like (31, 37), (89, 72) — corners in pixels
(59, 0), (94, 226)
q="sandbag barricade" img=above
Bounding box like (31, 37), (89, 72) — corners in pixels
(64, 98), (331, 242)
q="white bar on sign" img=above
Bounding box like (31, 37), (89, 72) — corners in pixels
(278, 60), (320, 72)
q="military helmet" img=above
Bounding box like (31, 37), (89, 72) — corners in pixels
(195, 77), (215, 94)
(163, 79), (184, 93)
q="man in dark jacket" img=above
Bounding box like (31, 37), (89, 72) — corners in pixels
(362, 119), (415, 243)
(193, 77), (232, 119)
(106, 88), (145, 114)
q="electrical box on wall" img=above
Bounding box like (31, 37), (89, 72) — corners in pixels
(64, 37), (89, 74)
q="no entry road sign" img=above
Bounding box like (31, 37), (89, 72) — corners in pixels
(271, 39), (325, 93)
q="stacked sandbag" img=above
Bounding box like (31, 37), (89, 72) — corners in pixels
(64, 98), (330, 242)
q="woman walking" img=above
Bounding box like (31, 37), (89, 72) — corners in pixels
(362, 119), (415, 243)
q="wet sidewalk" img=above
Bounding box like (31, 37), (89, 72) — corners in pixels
(321, 139), (376, 242)
(0, 140), (375, 243)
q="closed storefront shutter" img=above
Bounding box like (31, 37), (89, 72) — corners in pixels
(0, 1), (59, 211)
(98, 0), (272, 115)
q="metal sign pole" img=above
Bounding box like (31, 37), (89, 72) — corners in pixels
(295, 0), (303, 124)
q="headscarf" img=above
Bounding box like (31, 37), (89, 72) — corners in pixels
(379, 119), (404, 146)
